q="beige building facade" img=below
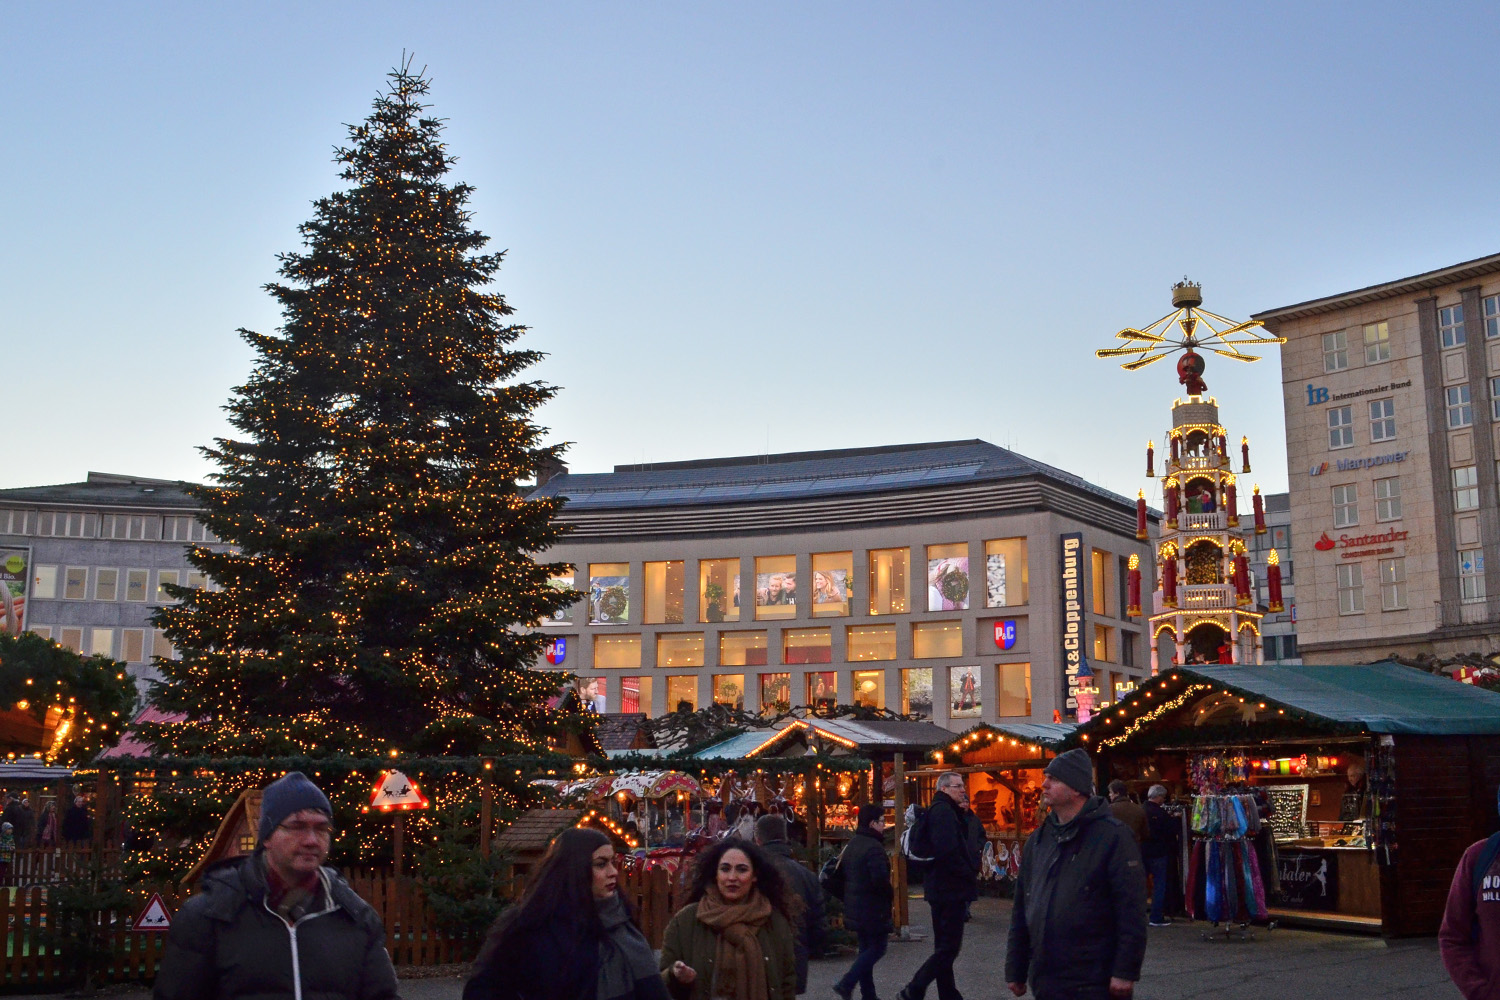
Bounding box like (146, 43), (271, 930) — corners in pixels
(1255, 252), (1500, 663)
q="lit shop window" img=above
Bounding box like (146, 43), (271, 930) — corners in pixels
(643, 561), (685, 625)
(755, 556), (797, 620)
(758, 673), (791, 714)
(699, 559), (740, 623)
(713, 674), (745, 710)
(811, 552), (852, 618)
(984, 538), (1027, 607)
(852, 670), (885, 710)
(1369, 398), (1396, 441)
(901, 668), (933, 716)
(1379, 558), (1407, 611)
(543, 570), (574, 624)
(1091, 549), (1112, 616)
(656, 633), (704, 668)
(719, 631), (768, 667)
(1336, 565), (1364, 615)
(666, 676), (698, 713)
(620, 676), (653, 714)
(589, 563), (631, 625)
(1093, 624), (1113, 663)
(926, 543), (970, 612)
(1460, 549), (1486, 604)
(949, 665), (980, 719)
(594, 634), (642, 669)
(1328, 406), (1354, 449)
(94, 568), (118, 602)
(1453, 466), (1479, 512)
(784, 628), (832, 665)
(912, 621), (962, 659)
(997, 663), (1031, 718)
(1447, 386), (1474, 429)
(1322, 330), (1349, 372)
(806, 672), (837, 711)
(847, 624), (897, 661)
(1363, 321), (1391, 363)
(867, 548), (909, 615)
(1440, 304), (1466, 348)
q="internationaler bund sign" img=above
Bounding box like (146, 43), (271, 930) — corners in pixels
(1060, 532), (1085, 721)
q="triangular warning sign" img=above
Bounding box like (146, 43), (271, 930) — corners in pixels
(370, 769), (429, 811)
(133, 893), (172, 932)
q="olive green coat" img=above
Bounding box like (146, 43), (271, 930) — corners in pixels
(658, 903), (798, 1000)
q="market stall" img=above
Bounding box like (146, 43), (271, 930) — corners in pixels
(1074, 662), (1500, 935)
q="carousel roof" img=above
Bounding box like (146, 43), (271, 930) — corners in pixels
(692, 718), (954, 759)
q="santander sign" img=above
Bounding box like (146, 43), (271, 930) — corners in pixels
(1315, 527), (1408, 559)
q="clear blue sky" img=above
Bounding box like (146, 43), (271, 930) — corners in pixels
(4, 3), (1498, 504)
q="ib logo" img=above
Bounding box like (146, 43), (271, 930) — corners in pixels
(993, 620), (1018, 651)
(1305, 384), (1330, 405)
(545, 637), (568, 666)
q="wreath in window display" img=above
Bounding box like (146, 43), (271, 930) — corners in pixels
(599, 586), (628, 621)
(938, 567), (970, 603)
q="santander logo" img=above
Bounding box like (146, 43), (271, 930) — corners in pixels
(1314, 532), (1336, 552)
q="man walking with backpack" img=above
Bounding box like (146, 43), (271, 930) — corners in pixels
(898, 772), (980, 1000)
(1440, 786), (1500, 999)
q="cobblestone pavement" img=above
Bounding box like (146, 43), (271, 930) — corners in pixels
(21, 896), (1461, 1000)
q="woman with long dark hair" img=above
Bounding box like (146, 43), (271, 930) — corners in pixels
(466, 828), (667, 1000)
(659, 838), (798, 1000)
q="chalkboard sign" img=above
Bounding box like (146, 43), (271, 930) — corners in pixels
(1276, 849), (1338, 910)
(1263, 784), (1309, 842)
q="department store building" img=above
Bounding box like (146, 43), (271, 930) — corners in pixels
(531, 440), (1155, 731)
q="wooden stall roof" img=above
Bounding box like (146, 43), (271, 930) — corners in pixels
(494, 808), (583, 854)
(594, 714), (655, 752)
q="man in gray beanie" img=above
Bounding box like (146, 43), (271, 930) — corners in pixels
(1005, 749), (1147, 999)
(155, 771), (399, 1000)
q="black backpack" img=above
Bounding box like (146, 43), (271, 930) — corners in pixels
(819, 847), (847, 900)
(902, 805), (934, 862)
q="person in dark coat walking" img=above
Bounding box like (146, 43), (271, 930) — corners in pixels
(898, 772), (980, 1000)
(467, 827), (668, 1000)
(1005, 749), (1147, 1000)
(154, 772), (399, 1000)
(61, 795), (91, 846)
(833, 804), (892, 1000)
(755, 814), (825, 994)
(1142, 785), (1179, 927)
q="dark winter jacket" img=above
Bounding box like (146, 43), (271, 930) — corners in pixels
(153, 854), (399, 1000)
(838, 825), (893, 936)
(761, 840), (826, 992)
(658, 902), (798, 1000)
(1142, 800), (1178, 862)
(61, 803), (91, 844)
(1005, 796), (1148, 997)
(465, 901), (671, 1000)
(922, 791), (981, 904)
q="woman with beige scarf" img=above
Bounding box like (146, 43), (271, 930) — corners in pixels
(661, 838), (799, 1000)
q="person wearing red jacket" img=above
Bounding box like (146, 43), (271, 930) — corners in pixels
(1440, 787), (1500, 1000)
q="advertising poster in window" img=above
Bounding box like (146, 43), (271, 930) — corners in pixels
(589, 574), (630, 624)
(902, 668), (933, 718)
(575, 676), (607, 713)
(0, 547), (29, 637)
(620, 676), (650, 714)
(806, 671), (837, 711)
(756, 572), (797, 608)
(986, 554), (1007, 607)
(950, 665), (981, 719)
(760, 673), (791, 714)
(811, 569), (848, 608)
(545, 571), (575, 624)
(928, 556), (970, 611)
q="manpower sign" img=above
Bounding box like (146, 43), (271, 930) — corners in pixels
(1060, 532), (1085, 721)
(1309, 450), (1408, 477)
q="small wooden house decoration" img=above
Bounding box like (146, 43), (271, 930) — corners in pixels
(493, 807), (583, 880)
(182, 788), (262, 885)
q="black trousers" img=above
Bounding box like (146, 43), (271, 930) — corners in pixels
(905, 899), (966, 1000)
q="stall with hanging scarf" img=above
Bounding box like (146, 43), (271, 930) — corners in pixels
(1070, 662), (1500, 936)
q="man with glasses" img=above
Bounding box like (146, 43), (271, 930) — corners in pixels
(898, 772), (982, 1000)
(155, 771), (399, 1000)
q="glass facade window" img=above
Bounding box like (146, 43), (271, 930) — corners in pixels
(712, 674), (745, 710)
(699, 559), (741, 623)
(852, 670), (885, 710)
(806, 671), (837, 711)
(156, 569), (181, 603)
(1453, 466), (1479, 511)
(912, 621), (962, 659)
(925, 543), (970, 612)
(666, 676), (698, 712)
(1369, 398), (1396, 441)
(1091, 549), (1111, 616)
(720, 631), (768, 666)
(949, 665), (981, 718)
(643, 561), (684, 624)
(901, 668), (933, 716)
(1332, 484), (1358, 527)
(63, 567), (87, 600)
(1486, 294), (1500, 339)
(811, 552), (853, 617)
(620, 676), (652, 714)
(984, 538), (1028, 607)
(1379, 558), (1407, 611)
(1364, 321), (1391, 363)
(1375, 477), (1402, 521)
(1440, 304), (1466, 348)
(847, 624), (897, 661)
(544, 571), (574, 624)
(1328, 406), (1354, 448)
(1093, 624), (1112, 663)
(755, 556), (797, 619)
(867, 548), (909, 615)
(1448, 385), (1474, 429)
(997, 662), (1032, 718)
(759, 673), (791, 714)
(783, 627), (832, 665)
(94, 568), (118, 602)
(31, 565), (57, 600)
(1337, 564), (1364, 615)
(594, 634), (642, 669)
(1322, 330), (1349, 372)
(1460, 549), (1486, 603)
(656, 633), (705, 668)
(589, 563), (631, 625)
(125, 570), (148, 602)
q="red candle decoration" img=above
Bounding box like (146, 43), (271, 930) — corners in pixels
(1234, 553), (1251, 606)
(1146, 440), (1155, 478)
(1224, 478), (1238, 526)
(1216, 433), (1228, 463)
(1161, 547), (1178, 607)
(1136, 490), (1148, 541)
(1170, 434), (1180, 463)
(1241, 435), (1251, 474)
(1164, 480), (1179, 521)
(1127, 554), (1142, 617)
(1267, 548), (1284, 612)
(1253, 485), (1266, 535)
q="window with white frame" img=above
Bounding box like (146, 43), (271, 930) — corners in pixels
(163, 516), (214, 543)
(155, 570), (181, 603)
(31, 565), (58, 600)
(58, 628), (83, 653)
(1454, 466), (1479, 511)
(1491, 377), (1500, 421)
(63, 567), (88, 600)
(1485, 294), (1500, 339)
(1369, 398), (1396, 441)
(94, 568), (118, 602)
(1323, 330), (1349, 372)
(1448, 385), (1473, 428)
(1332, 484), (1359, 527)
(1440, 304), (1467, 348)
(33, 513), (54, 536)
(27, 625), (51, 641)
(121, 629), (145, 663)
(1364, 321), (1391, 363)
(90, 628), (114, 657)
(125, 569), (148, 602)
(152, 629), (175, 660)
(1374, 477), (1402, 521)
(1460, 549), (1486, 603)
(1328, 406), (1354, 449)
(1337, 564), (1364, 615)
(1379, 558), (1406, 611)
(106, 514), (151, 540)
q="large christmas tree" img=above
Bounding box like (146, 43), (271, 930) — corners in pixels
(148, 63), (575, 762)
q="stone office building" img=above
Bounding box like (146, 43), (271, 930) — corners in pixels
(530, 440), (1154, 731)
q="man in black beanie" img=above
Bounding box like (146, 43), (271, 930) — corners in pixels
(834, 804), (892, 1000)
(1005, 748), (1146, 999)
(155, 771), (399, 1000)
